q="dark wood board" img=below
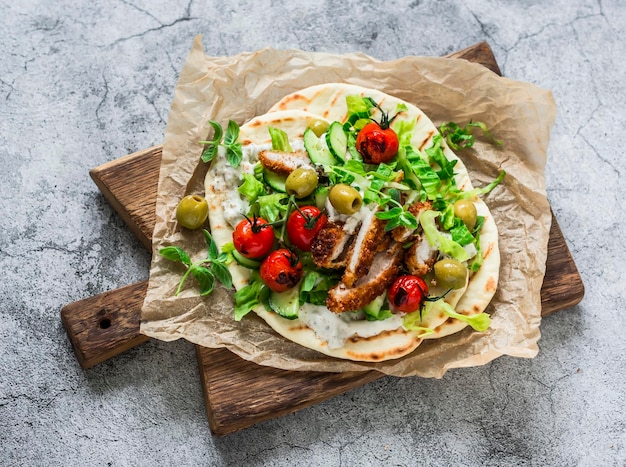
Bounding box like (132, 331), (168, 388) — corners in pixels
(61, 42), (584, 435)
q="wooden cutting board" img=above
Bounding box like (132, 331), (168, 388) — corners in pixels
(61, 42), (584, 435)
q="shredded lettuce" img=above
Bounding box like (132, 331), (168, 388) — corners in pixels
(457, 170), (506, 199)
(450, 219), (475, 246)
(401, 312), (434, 337)
(299, 270), (335, 306)
(238, 174), (265, 203)
(234, 272), (268, 321)
(425, 134), (457, 182)
(268, 127), (293, 152)
(346, 95), (375, 117)
(257, 193), (288, 223)
(420, 210), (470, 262)
(394, 118), (420, 190)
(435, 300), (491, 332)
(406, 147), (441, 199)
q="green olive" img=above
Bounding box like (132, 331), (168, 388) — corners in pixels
(176, 194), (209, 230)
(285, 167), (319, 198)
(329, 184), (363, 215)
(434, 258), (467, 290)
(453, 199), (477, 231)
(309, 119), (330, 137)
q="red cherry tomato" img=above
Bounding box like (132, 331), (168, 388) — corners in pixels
(387, 275), (429, 313)
(233, 217), (275, 259)
(356, 121), (399, 164)
(286, 206), (328, 252)
(260, 249), (303, 293)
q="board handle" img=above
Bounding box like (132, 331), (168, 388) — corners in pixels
(61, 281), (150, 369)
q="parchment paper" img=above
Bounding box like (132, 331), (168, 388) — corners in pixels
(140, 35), (556, 378)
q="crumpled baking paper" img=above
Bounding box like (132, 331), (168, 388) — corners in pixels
(140, 35), (556, 378)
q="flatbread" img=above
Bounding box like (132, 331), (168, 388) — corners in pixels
(270, 83), (499, 339)
(205, 84), (500, 362)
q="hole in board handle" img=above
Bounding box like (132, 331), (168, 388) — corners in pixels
(99, 318), (111, 329)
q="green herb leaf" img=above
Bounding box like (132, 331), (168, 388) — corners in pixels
(159, 246), (192, 266)
(202, 230), (218, 260)
(191, 266), (215, 296)
(211, 261), (233, 289)
(200, 121), (224, 163)
(224, 120), (240, 146)
(376, 206), (403, 220)
(209, 120), (224, 144)
(200, 120), (242, 167)
(226, 144), (243, 168)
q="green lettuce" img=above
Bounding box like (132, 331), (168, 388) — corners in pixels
(268, 127), (293, 152)
(238, 174), (265, 203)
(234, 271), (269, 321)
(434, 300), (491, 332)
(257, 193), (289, 223)
(420, 210), (470, 262)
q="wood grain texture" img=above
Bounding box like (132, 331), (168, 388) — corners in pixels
(196, 346), (382, 435)
(63, 41), (584, 434)
(61, 282), (150, 369)
(90, 146), (162, 251)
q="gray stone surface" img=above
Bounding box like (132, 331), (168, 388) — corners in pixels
(1, 0), (624, 465)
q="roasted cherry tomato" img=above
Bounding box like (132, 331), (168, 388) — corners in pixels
(286, 205), (328, 251)
(260, 248), (303, 292)
(232, 217), (275, 259)
(355, 121), (399, 164)
(387, 275), (429, 314)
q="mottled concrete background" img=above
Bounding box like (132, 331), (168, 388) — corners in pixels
(1, 1), (624, 465)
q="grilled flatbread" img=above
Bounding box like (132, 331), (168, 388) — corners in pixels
(204, 84), (500, 362)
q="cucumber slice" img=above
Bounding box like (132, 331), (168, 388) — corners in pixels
(304, 127), (337, 166)
(363, 292), (392, 321)
(325, 122), (348, 162)
(268, 286), (300, 319)
(232, 249), (262, 269)
(313, 186), (329, 210)
(263, 169), (287, 193)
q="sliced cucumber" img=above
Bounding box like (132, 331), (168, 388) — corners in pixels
(325, 122), (348, 162)
(313, 186), (329, 210)
(363, 292), (393, 321)
(304, 127), (337, 166)
(268, 286), (300, 320)
(232, 249), (262, 269)
(263, 169), (287, 193)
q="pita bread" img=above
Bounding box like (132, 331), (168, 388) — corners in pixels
(205, 84), (500, 361)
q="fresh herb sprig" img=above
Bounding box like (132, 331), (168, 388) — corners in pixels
(199, 120), (243, 167)
(374, 188), (419, 231)
(159, 230), (232, 296)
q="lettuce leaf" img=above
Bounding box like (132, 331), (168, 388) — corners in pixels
(257, 193), (288, 223)
(435, 299), (491, 331)
(268, 127), (293, 152)
(233, 272), (268, 321)
(420, 209), (470, 262)
(238, 174), (265, 203)
(401, 311), (434, 337)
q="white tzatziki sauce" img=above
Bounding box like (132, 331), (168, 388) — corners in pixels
(298, 304), (404, 349)
(325, 198), (373, 235)
(210, 143), (269, 228)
